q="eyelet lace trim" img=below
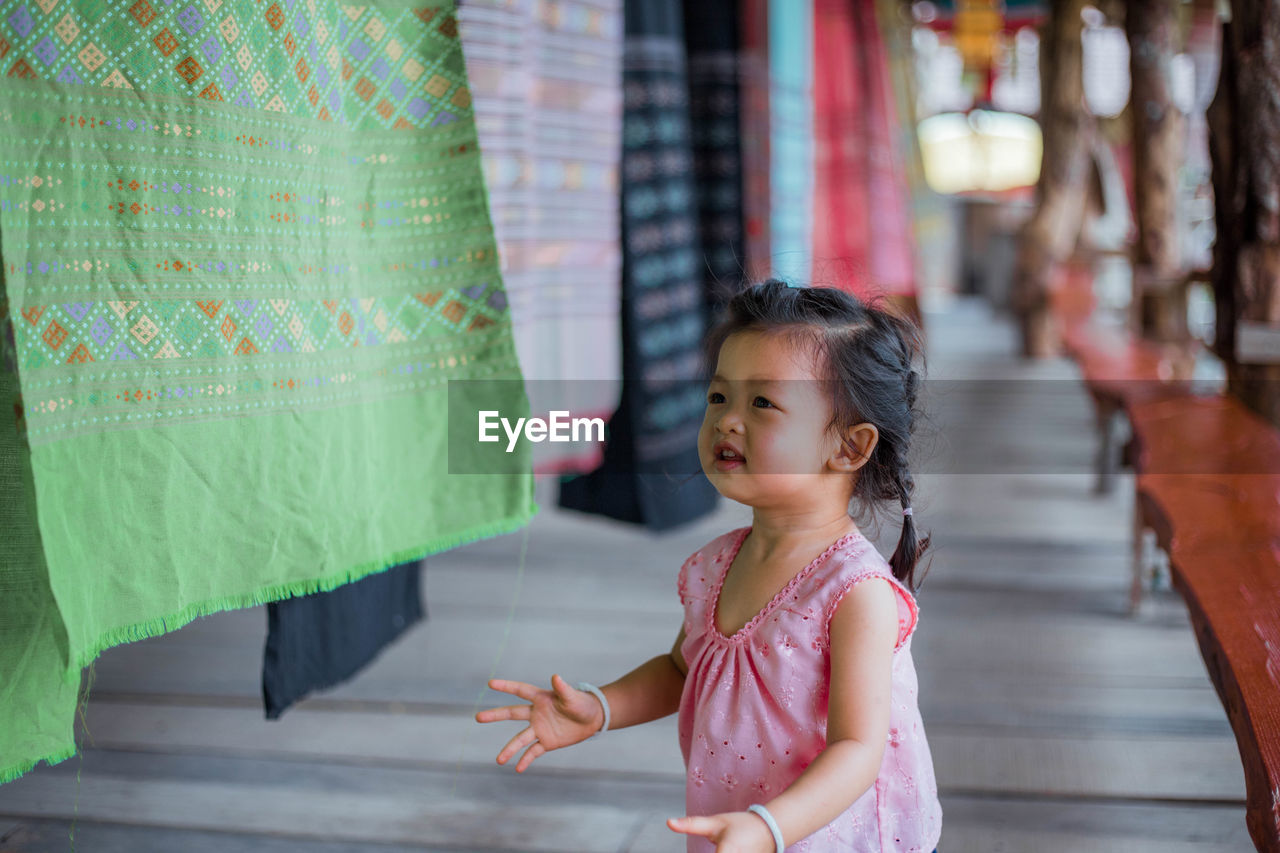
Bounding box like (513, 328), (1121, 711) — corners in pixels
(824, 569), (921, 652)
(708, 526), (869, 643)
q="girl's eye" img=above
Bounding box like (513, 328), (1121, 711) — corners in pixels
(707, 391), (725, 404)
(753, 396), (774, 409)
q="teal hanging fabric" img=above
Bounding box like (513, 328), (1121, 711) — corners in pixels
(768, 0), (814, 284)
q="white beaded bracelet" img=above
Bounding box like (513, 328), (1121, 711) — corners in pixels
(747, 803), (784, 853)
(575, 681), (611, 737)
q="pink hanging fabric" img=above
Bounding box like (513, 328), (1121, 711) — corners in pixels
(812, 0), (916, 300)
(739, 0), (773, 280)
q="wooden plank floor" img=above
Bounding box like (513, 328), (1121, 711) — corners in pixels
(0, 299), (1251, 852)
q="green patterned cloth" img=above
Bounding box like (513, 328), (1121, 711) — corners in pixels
(0, 0), (535, 783)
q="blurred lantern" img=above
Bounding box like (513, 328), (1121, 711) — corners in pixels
(1081, 18), (1129, 117)
(917, 109), (1041, 194)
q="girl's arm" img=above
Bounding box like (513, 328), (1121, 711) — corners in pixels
(478, 625), (688, 773)
(672, 579), (899, 848)
(590, 624), (688, 730)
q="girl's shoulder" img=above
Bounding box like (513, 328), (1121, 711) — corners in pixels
(676, 527), (748, 604)
(820, 536), (920, 651)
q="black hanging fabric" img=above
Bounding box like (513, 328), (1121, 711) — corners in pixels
(558, 0), (719, 532)
(683, 0), (748, 321)
(262, 559), (425, 719)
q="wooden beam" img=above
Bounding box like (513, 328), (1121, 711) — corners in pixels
(1012, 0), (1095, 357)
(1128, 0), (1190, 344)
(1208, 0), (1280, 427)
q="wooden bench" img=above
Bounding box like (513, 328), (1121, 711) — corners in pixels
(1060, 322), (1199, 493)
(1051, 262), (1280, 849)
(1128, 394), (1280, 852)
(1051, 262), (1201, 494)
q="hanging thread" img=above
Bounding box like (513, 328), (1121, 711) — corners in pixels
(452, 521), (531, 796)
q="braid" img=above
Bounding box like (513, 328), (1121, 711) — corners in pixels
(859, 306), (931, 591)
(888, 444), (930, 590)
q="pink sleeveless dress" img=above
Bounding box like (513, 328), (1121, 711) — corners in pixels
(676, 527), (942, 852)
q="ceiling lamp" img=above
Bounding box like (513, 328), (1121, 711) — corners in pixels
(917, 109), (1042, 194)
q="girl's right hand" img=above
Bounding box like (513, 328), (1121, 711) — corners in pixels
(474, 673), (605, 773)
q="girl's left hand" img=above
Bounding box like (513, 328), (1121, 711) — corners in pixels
(667, 811), (777, 852)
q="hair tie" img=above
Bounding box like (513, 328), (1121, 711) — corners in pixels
(902, 506), (913, 517)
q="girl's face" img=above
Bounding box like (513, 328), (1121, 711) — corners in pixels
(698, 330), (866, 509)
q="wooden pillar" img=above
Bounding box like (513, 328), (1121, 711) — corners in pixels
(1012, 0), (1095, 357)
(1208, 0), (1280, 429)
(1128, 0), (1189, 342)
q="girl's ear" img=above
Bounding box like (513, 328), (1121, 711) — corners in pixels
(830, 423), (878, 473)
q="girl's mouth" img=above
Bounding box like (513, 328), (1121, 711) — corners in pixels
(713, 442), (744, 470)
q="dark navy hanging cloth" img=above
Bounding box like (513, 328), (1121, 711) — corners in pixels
(262, 559), (425, 719)
(683, 0), (749, 320)
(558, 0), (719, 531)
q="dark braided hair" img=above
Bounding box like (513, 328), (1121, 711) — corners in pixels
(703, 279), (931, 591)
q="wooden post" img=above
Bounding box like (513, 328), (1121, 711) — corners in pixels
(1128, 0), (1189, 343)
(1012, 0), (1095, 357)
(1208, 0), (1280, 429)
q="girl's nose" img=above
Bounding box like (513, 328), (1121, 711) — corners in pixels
(715, 409), (744, 434)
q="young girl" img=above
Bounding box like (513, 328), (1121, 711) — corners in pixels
(477, 280), (942, 852)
